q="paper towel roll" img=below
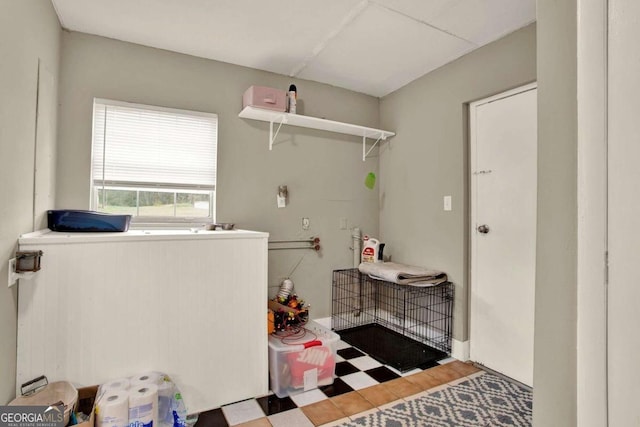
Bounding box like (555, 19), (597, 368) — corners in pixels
(96, 392), (129, 427)
(128, 384), (158, 427)
(130, 372), (163, 387)
(103, 378), (131, 391)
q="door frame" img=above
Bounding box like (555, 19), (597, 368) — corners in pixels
(467, 82), (537, 373)
(576, 0), (608, 424)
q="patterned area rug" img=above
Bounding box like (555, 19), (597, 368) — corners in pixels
(342, 372), (532, 427)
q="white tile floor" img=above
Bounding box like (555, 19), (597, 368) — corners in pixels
(289, 388), (329, 408)
(268, 408), (314, 427)
(339, 371), (379, 390)
(220, 398), (264, 425)
(196, 319), (456, 427)
(347, 355), (382, 371)
(335, 340), (352, 350)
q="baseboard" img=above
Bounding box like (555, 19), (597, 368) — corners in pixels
(452, 339), (470, 361)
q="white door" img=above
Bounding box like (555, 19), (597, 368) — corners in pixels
(469, 85), (537, 386)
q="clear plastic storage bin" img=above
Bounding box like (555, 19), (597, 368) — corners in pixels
(268, 320), (339, 398)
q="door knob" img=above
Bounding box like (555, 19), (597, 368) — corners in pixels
(477, 224), (490, 234)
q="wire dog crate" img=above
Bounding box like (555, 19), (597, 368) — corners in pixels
(332, 268), (453, 372)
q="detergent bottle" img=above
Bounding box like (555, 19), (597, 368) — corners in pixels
(361, 236), (385, 263)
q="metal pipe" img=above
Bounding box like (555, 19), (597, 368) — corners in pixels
(268, 245), (320, 251)
(352, 228), (361, 268)
(269, 237), (319, 244)
(351, 227), (362, 316)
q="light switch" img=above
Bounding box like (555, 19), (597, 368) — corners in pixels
(444, 196), (452, 211)
(302, 217), (310, 230)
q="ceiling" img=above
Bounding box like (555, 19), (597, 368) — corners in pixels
(51, 0), (535, 97)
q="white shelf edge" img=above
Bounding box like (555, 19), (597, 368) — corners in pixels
(239, 106), (395, 160)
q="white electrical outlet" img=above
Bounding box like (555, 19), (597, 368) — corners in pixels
(444, 195), (452, 211)
(302, 217), (310, 230)
(339, 218), (347, 230)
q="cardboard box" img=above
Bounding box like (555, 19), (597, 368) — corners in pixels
(75, 386), (98, 427)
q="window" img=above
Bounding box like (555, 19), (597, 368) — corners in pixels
(91, 99), (217, 224)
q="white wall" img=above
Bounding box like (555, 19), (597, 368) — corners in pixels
(534, 0), (578, 424)
(378, 25), (536, 341)
(0, 0), (61, 404)
(608, 0), (640, 423)
(56, 31), (381, 318)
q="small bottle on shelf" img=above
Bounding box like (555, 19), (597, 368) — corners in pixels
(287, 84), (297, 114)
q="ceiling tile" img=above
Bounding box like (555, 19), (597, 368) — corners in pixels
(373, 0), (536, 45)
(53, 0), (365, 76)
(52, 0), (535, 97)
(297, 2), (476, 97)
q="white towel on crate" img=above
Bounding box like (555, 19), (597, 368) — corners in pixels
(358, 262), (448, 287)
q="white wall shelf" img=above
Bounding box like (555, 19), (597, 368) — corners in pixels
(239, 106), (395, 161)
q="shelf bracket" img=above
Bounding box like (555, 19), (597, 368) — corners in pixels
(362, 134), (386, 162)
(8, 258), (37, 288)
(269, 116), (287, 150)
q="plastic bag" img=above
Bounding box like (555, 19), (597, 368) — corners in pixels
(156, 374), (187, 427)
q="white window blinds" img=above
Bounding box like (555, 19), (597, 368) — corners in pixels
(92, 99), (218, 190)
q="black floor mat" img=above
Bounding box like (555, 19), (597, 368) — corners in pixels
(338, 324), (447, 372)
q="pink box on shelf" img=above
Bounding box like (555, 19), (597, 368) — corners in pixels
(243, 86), (287, 112)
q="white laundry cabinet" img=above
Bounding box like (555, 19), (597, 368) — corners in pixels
(17, 229), (268, 414)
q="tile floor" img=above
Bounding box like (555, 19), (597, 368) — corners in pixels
(193, 339), (481, 427)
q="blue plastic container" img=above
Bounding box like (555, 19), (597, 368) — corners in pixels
(47, 210), (132, 232)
